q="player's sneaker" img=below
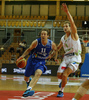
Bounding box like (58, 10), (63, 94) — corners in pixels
(57, 91), (64, 97)
(22, 89), (35, 97)
(26, 78), (32, 88)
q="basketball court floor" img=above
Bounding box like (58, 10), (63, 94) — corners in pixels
(0, 74), (89, 100)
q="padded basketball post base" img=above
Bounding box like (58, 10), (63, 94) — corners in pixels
(81, 53), (89, 77)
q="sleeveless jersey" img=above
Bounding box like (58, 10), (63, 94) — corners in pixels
(61, 35), (82, 55)
(31, 38), (52, 60)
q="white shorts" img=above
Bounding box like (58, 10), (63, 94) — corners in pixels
(57, 55), (81, 73)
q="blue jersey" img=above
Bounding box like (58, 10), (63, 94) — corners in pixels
(31, 38), (52, 60)
(25, 38), (53, 77)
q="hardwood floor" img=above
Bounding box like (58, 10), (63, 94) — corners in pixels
(0, 74), (88, 93)
(0, 74), (89, 100)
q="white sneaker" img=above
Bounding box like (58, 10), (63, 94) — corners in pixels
(72, 98), (77, 100)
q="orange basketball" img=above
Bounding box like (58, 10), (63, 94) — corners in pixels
(16, 57), (27, 68)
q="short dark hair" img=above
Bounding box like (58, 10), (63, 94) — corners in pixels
(41, 28), (50, 35)
(38, 29), (50, 37)
(64, 21), (70, 26)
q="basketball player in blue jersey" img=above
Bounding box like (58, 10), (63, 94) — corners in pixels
(56, 3), (82, 97)
(17, 28), (57, 97)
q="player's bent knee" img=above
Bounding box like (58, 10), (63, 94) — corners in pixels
(57, 73), (62, 79)
(36, 72), (42, 77)
(35, 69), (42, 77)
(62, 73), (68, 79)
(63, 73), (68, 77)
(35, 71), (42, 77)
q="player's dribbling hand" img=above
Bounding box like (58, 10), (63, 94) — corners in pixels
(16, 56), (23, 62)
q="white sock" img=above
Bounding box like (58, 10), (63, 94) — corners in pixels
(60, 87), (64, 92)
(27, 80), (29, 83)
(27, 86), (32, 90)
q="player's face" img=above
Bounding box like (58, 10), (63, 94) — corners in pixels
(41, 31), (48, 41)
(63, 23), (70, 33)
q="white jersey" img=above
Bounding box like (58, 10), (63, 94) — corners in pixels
(60, 34), (82, 63)
(57, 35), (82, 73)
(61, 35), (81, 55)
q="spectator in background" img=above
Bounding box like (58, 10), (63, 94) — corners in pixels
(19, 40), (27, 52)
(16, 45), (22, 56)
(22, 40), (27, 48)
(11, 52), (16, 63)
(9, 46), (15, 54)
(9, 46), (16, 63)
(21, 31), (24, 41)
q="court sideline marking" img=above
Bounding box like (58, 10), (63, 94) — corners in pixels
(8, 92), (55, 100)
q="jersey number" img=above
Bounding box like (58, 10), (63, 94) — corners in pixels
(41, 48), (46, 53)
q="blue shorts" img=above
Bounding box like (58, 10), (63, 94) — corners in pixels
(25, 56), (47, 77)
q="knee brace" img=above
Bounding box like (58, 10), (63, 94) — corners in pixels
(77, 86), (88, 96)
(63, 73), (67, 77)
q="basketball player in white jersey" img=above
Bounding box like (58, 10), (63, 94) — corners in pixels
(56, 3), (82, 97)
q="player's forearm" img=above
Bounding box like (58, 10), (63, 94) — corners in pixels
(57, 44), (62, 52)
(54, 50), (58, 60)
(50, 49), (58, 60)
(50, 51), (55, 58)
(66, 11), (74, 25)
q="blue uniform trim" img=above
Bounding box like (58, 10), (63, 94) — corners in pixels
(73, 62), (76, 64)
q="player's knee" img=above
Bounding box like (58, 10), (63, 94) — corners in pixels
(62, 73), (67, 79)
(35, 69), (42, 77)
(35, 70), (42, 77)
(57, 73), (62, 79)
(36, 72), (42, 77)
(77, 86), (88, 96)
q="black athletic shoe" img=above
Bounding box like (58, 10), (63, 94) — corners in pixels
(57, 91), (64, 97)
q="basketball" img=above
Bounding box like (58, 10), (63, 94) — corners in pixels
(16, 57), (27, 68)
